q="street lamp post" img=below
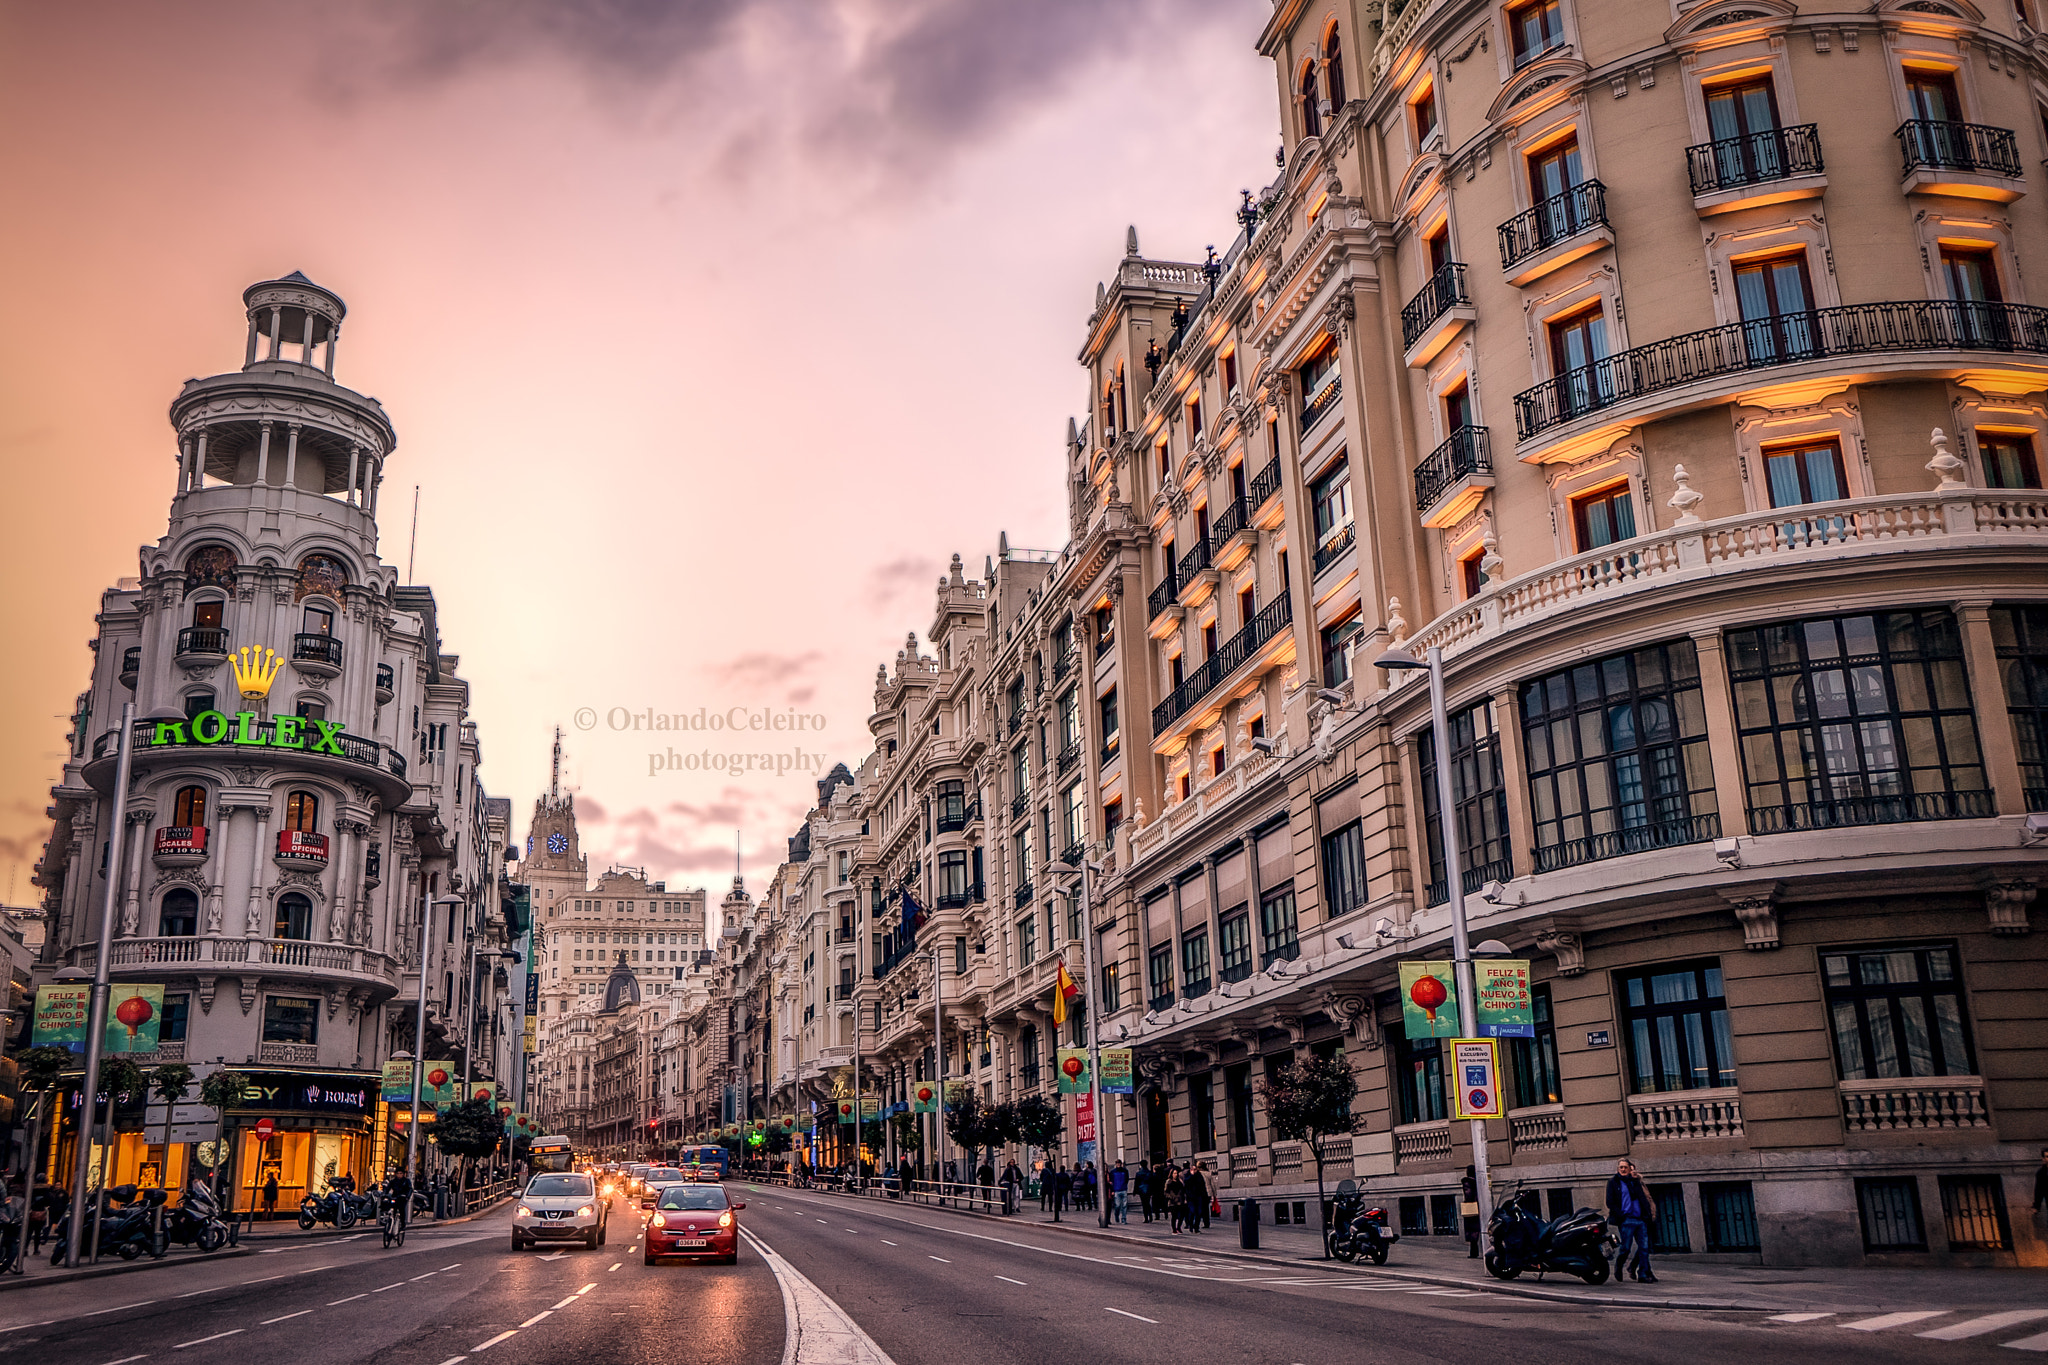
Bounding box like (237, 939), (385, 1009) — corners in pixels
(929, 945), (945, 1203)
(1046, 859), (1108, 1229)
(1372, 643), (1493, 1233)
(409, 893), (463, 1187)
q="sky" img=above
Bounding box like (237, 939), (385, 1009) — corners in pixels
(0, 0), (1280, 904)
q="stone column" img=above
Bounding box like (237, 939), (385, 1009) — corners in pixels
(1689, 628), (1751, 837)
(254, 421), (272, 486)
(178, 437), (194, 495)
(245, 802), (273, 937)
(267, 307), (283, 360)
(1490, 687), (1537, 876)
(1956, 601), (2027, 814)
(283, 423), (301, 491)
(1202, 853), (1222, 989)
(119, 809), (151, 936)
(328, 822), (355, 942)
(1241, 831), (1263, 966)
(346, 445), (360, 507)
(300, 309), (314, 361)
(324, 322), (338, 376)
(245, 316), (260, 368)
(193, 428), (209, 492)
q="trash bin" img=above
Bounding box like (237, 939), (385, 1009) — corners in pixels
(1239, 1198), (1260, 1250)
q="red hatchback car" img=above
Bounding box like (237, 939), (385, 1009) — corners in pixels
(644, 1183), (745, 1265)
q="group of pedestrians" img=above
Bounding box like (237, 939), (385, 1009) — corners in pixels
(1037, 1160), (1102, 1213)
(1126, 1159), (1214, 1233)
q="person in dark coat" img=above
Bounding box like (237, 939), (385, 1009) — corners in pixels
(1462, 1166), (1481, 1258)
(1054, 1163), (1073, 1213)
(1134, 1161), (1155, 1222)
(1183, 1161), (1209, 1232)
(1605, 1159), (1658, 1283)
(2034, 1147), (2048, 1227)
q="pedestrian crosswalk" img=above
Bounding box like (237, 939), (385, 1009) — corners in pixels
(1768, 1308), (2048, 1350)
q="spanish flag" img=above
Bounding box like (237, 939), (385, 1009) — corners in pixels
(1052, 958), (1082, 1026)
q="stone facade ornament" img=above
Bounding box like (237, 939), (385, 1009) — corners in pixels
(1386, 596), (1409, 647)
(1479, 529), (1505, 588)
(1668, 464), (1705, 525)
(1982, 875), (2035, 935)
(1927, 427), (1967, 490)
(1534, 928), (1585, 977)
(1720, 881), (1784, 950)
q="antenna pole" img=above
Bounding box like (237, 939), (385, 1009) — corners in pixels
(405, 485), (421, 584)
(551, 726), (562, 802)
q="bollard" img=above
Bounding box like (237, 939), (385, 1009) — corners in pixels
(1239, 1197), (1260, 1250)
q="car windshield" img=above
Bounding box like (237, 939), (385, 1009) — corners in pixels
(526, 1176), (590, 1198)
(645, 1170), (680, 1182)
(658, 1187), (730, 1211)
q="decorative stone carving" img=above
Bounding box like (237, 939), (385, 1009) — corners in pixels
(1928, 427), (1967, 490)
(1534, 929), (1585, 977)
(1668, 464), (1705, 525)
(1479, 529), (1505, 588)
(239, 977), (259, 1015)
(1318, 991), (1381, 1050)
(1982, 876), (2035, 935)
(195, 974), (216, 1014)
(1386, 596), (1409, 647)
(1720, 881), (1784, 950)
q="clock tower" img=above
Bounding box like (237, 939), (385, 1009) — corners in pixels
(518, 728), (587, 924)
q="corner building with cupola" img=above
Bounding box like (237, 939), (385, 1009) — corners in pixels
(32, 274), (508, 1214)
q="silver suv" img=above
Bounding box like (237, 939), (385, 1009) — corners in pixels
(513, 1172), (608, 1251)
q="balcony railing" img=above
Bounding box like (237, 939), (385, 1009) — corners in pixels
(1246, 455), (1282, 510)
(1748, 790), (1994, 835)
(375, 663), (395, 698)
(176, 626), (229, 658)
(101, 716), (408, 779)
(1146, 574), (1179, 621)
(73, 935), (400, 986)
(1312, 524), (1354, 577)
(120, 647), (140, 681)
(1056, 740), (1080, 776)
(935, 890), (972, 911)
(1393, 1120), (1452, 1164)
(1299, 370), (1342, 433)
(1509, 1104), (1568, 1153)
(1009, 793), (1028, 821)
(1514, 299), (2048, 441)
(1211, 496), (1250, 546)
(293, 633), (344, 667)
(1895, 119), (2022, 178)
(1052, 650), (1075, 683)
(1014, 881), (1034, 908)
(1412, 426), (1492, 512)
(1400, 261), (1471, 351)
(1531, 812), (1720, 873)
(1099, 737), (1120, 766)
(258, 1041), (320, 1065)
(1424, 855), (1515, 909)
(1686, 123), (1824, 196)
(1152, 589), (1293, 732)
(1627, 1087), (1744, 1142)
(1175, 535), (1213, 584)
(1498, 180), (1609, 273)
(1839, 1076), (1989, 1133)
(937, 808), (969, 835)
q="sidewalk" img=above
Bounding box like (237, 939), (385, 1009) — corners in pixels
(780, 1182), (2048, 1316)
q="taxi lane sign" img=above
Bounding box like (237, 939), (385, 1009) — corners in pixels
(1449, 1038), (1502, 1120)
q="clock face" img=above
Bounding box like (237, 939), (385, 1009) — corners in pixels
(548, 831), (568, 855)
(525, 835), (534, 855)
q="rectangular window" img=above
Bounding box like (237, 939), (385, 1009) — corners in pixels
(1221, 349), (1239, 394)
(1978, 431), (2042, 489)
(1701, 1182), (1761, 1252)
(1099, 687), (1119, 743)
(1320, 819), (1368, 918)
(161, 993), (190, 1042)
(1059, 689), (1080, 749)
(1100, 957), (1120, 1013)
(1310, 461), (1353, 554)
(1226, 1062), (1254, 1147)
(1413, 84), (1437, 143)
(1704, 76), (1783, 180)
(1822, 942), (1975, 1079)
(1548, 305), (1612, 417)
(1061, 782), (1086, 855)
(1939, 1175), (2012, 1251)
(1017, 914), (1036, 964)
(1395, 1034), (1446, 1124)
(1418, 701), (1513, 905)
(1218, 909), (1252, 983)
(1509, 0), (1565, 65)
(1321, 612), (1363, 686)
(1619, 960), (1735, 1094)
(1259, 887), (1300, 967)
(1648, 1184), (1691, 1254)
(1510, 986), (1562, 1108)
(1727, 610), (1989, 831)
(1734, 252), (1817, 362)
(1571, 482), (1636, 551)
(1858, 1177), (1927, 1251)
(1521, 638), (1718, 871)
(938, 850), (969, 903)
(1992, 605), (2048, 807)
(1190, 1073), (1216, 1152)
(262, 995), (319, 1044)
(1148, 944), (1174, 1010)
(1907, 67), (1962, 123)
(1181, 929), (1211, 999)
(1763, 439), (1849, 508)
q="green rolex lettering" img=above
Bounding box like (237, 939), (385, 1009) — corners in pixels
(189, 710), (230, 745)
(150, 721), (188, 746)
(272, 715), (304, 749)
(309, 718), (347, 755)
(234, 711), (264, 745)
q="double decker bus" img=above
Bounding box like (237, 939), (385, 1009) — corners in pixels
(528, 1136), (575, 1174)
(677, 1145), (729, 1182)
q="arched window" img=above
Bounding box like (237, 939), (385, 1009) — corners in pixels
(284, 790), (319, 832)
(183, 691), (215, 719)
(274, 892), (312, 940)
(1300, 61), (1322, 137)
(160, 889), (199, 937)
(1325, 26), (1346, 111)
(173, 784), (207, 828)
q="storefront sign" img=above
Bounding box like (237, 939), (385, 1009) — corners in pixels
(1474, 959), (1534, 1039)
(1098, 1048), (1134, 1095)
(1449, 1039), (1502, 1120)
(147, 709), (350, 756)
(33, 983), (90, 1052)
(1399, 961), (1460, 1039)
(228, 1071), (375, 1118)
(1056, 1048), (1090, 1094)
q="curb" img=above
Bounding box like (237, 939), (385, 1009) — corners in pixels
(755, 1183), (1777, 1314)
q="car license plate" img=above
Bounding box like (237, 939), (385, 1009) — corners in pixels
(677, 1238), (708, 1248)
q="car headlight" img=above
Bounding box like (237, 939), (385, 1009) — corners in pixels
(578, 1205), (593, 1217)
(516, 1206), (532, 1218)
(718, 1211), (733, 1228)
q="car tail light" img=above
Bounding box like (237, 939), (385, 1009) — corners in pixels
(718, 1211), (733, 1228)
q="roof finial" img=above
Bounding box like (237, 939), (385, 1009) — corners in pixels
(1125, 225), (1140, 257)
(550, 725), (562, 802)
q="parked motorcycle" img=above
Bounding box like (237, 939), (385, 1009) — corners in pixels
(332, 1175), (380, 1225)
(1484, 1190), (1612, 1285)
(162, 1181), (229, 1253)
(1329, 1182), (1398, 1265)
(298, 1179), (360, 1230)
(102, 1188), (169, 1260)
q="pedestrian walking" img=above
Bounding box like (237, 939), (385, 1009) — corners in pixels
(1164, 1165), (1186, 1233)
(1003, 1160), (1024, 1216)
(1135, 1161), (1154, 1223)
(978, 1159), (996, 1212)
(1083, 1162), (1098, 1211)
(1110, 1161), (1130, 1224)
(1605, 1158), (1658, 1283)
(1054, 1163), (1073, 1213)
(262, 1172), (279, 1221)
(1184, 1161), (1209, 1232)
(1461, 1166), (1481, 1258)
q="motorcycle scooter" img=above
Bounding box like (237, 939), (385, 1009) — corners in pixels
(1484, 1188), (1613, 1285)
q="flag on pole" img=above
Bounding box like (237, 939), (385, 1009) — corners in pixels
(1051, 958), (1081, 1026)
(901, 888), (924, 939)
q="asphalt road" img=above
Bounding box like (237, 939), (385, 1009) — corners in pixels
(0, 1187), (2036, 1365)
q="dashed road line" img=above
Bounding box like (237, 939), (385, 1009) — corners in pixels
(519, 1312), (552, 1328)
(373, 1281), (406, 1292)
(100, 1357), (147, 1365)
(411, 1270), (440, 1281)
(608, 1262), (621, 1272)
(880, 1240), (898, 1246)
(173, 1330), (244, 1350)
(997, 1275), (1027, 1285)
(261, 1310), (315, 1325)
(551, 1296), (580, 1309)
(240, 1275), (285, 1286)
(299, 1265), (337, 1274)
(1770, 1313), (1834, 1323)
(929, 1255), (951, 1263)
(472, 1332), (516, 1351)
(2004, 1330), (2048, 1352)
(328, 1293), (368, 1305)
(1106, 1307), (1159, 1323)
(85, 1302), (156, 1317)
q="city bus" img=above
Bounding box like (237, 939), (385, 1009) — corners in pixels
(677, 1145), (729, 1182)
(529, 1136), (575, 1174)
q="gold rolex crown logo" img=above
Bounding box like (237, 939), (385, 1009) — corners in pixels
(231, 645), (283, 700)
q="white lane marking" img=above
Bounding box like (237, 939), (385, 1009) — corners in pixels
(552, 1296), (580, 1309)
(539, 1251), (568, 1261)
(261, 1310), (315, 1325)
(817, 1218), (828, 1224)
(2005, 1331), (2048, 1352)
(996, 1275), (1027, 1286)
(739, 1226), (900, 1365)
(1770, 1313), (1835, 1323)
(519, 1312), (552, 1327)
(328, 1293), (368, 1305)
(299, 1265), (337, 1274)
(441, 1263), (463, 1270)
(1922, 1311), (2048, 1341)
(928, 1255), (951, 1263)
(240, 1275), (285, 1286)
(411, 1271), (440, 1281)
(434, 1358), (468, 1365)
(608, 1262), (621, 1271)
(577, 1282), (597, 1294)
(880, 1240), (898, 1246)
(174, 1330), (245, 1349)
(86, 1302), (156, 1317)
(1845, 1311), (1947, 1331)
(1106, 1307), (1159, 1323)
(373, 1281), (406, 1292)
(100, 1357), (148, 1365)
(472, 1332), (517, 1351)
(1409, 1289), (1480, 1297)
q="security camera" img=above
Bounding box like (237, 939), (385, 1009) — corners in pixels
(1251, 735), (1277, 754)
(1714, 837), (1742, 866)
(1477, 880), (1506, 906)
(1334, 932), (1359, 950)
(2024, 813), (2048, 846)
(1372, 916), (1396, 944)
(1316, 688), (1346, 705)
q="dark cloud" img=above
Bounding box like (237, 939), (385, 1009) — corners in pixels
(576, 794), (608, 822)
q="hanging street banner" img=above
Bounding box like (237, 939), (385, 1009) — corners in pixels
(945, 1080), (971, 1106)
(1099, 1049), (1134, 1095)
(910, 1082), (939, 1113)
(32, 984), (90, 1052)
(836, 1100), (857, 1124)
(1475, 959), (1534, 1038)
(861, 1096), (881, 1119)
(105, 985), (165, 1053)
(1450, 1038), (1503, 1119)
(1056, 1048), (1090, 1094)
(1399, 961), (1460, 1039)
(420, 1063), (459, 1108)
(381, 1060), (413, 1101)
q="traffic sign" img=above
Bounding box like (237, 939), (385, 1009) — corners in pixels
(1449, 1039), (1502, 1120)
(254, 1116), (275, 1139)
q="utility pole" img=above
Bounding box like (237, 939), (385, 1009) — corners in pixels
(66, 701), (134, 1268)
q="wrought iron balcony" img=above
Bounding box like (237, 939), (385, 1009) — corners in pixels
(1531, 812), (1720, 873)
(1176, 535), (1213, 584)
(176, 626), (229, 659)
(375, 663), (395, 701)
(1052, 650), (1075, 682)
(1413, 426), (1492, 513)
(1246, 455), (1281, 510)
(1010, 792), (1028, 821)
(1313, 524), (1355, 578)
(1895, 119), (2021, 179)
(1014, 881), (1034, 909)
(292, 632), (343, 671)
(1424, 856), (1516, 908)
(1748, 790), (1995, 834)
(1686, 124), (1823, 196)
(1211, 496), (1250, 547)
(1515, 299), (2048, 441)
(1299, 369), (1342, 433)
(1152, 589), (1292, 732)
(1498, 180), (1610, 274)
(120, 647), (140, 686)
(935, 889), (972, 912)
(936, 808), (969, 835)
(1056, 740), (1080, 776)
(1146, 574), (1179, 621)
(1400, 262), (1471, 351)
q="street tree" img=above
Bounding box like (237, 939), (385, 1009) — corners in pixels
(197, 1068), (247, 1202)
(432, 1096), (506, 1192)
(945, 1092), (990, 1174)
(150, 1063), (196, 1173)
(1260, 1052), (1362, 1257)
(1011, 1093), (1063, 1154)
